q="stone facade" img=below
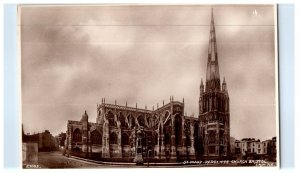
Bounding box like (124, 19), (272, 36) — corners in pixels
(198, 9), (230, 157)
(66, 98), (201, 161)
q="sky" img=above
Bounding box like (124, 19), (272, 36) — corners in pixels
(20, 5), (277, 141)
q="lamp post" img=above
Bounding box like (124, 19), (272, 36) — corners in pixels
(134, 127), (144, 165)
(146, 133), (153, 167)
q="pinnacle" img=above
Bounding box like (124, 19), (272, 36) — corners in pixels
(223, 77), (226, 83)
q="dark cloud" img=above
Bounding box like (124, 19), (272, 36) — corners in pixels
(21, 5), (277, 141)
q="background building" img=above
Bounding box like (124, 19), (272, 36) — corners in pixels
(56, 132), (67, 149)
(232, 137), (276, 161)
(23, 129), (58, 152)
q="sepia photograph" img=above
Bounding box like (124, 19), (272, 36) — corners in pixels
(20, 4), (278, 168)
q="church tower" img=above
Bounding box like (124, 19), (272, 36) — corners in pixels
(199, 9), (230, 157)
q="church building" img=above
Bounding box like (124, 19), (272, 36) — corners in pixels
(65, 9), (230, 162)
(199, 9), (230, 157)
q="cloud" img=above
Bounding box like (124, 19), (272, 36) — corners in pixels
(21, 5), (277, 141)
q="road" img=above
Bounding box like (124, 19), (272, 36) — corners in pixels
(34, 151), (176, 168)
(33, 151), (196, 168)
(36, 151), (111, 168)
(28, 151), (276, 168)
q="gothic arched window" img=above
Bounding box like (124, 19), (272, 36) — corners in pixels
(121, 133), (129, 145)
(119, 112), (127, 127)
(219, 131), (224, 144)
(174, 114), (182, 146)
(73, 128), (82, 142)
(208, 131), (216, 144)
(154, 132), (158, 145)
(131, 116), (136, 127)
(91, 130), (102, 145)
(186, 135), (191, 146)
(164, 133), (171, 145)
(138, 115), (145, 127)
(109, 132), (118, 144)
(146, 116), (152, 127)
(107, 111), (115, 126)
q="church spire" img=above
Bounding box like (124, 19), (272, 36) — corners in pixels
(206, 8), (221, 91)
(222, 77), (227, 92)
(200, 78), (204, 94)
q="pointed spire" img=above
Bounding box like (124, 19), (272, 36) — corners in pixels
(163, 100), (164, 106)
(222, 77), (227, 92)
(200, 78), (204, 94)
(126, 101), (127, 107)
(115, 99), (117, 105)
(209, 8), (217, 62)
(206, 8), (221, 91)
(183, 97), (185, 104)
(223, 77), (226, 84)
(84, 110), (88, 117)
(136, 103), (137, 109)
(145, 105), (147, 110)
(81, 110), (88, 121)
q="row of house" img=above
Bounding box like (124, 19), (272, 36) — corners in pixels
(230, 137), (277, 161)
(22, 128), (59, 152)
